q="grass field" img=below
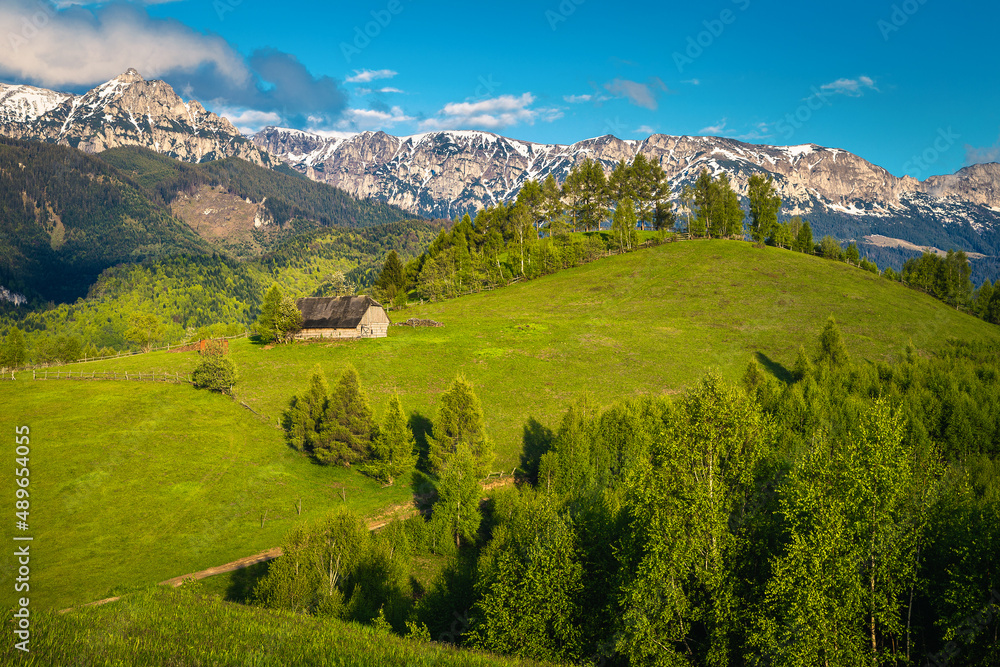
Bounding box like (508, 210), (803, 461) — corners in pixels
(2, 585), (556, 667)
(3, 239), (998, 611)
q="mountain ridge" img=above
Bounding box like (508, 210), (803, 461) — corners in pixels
(0, 69), (268, 166)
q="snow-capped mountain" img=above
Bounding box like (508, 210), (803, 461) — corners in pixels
(253, 127), (1000, 261)
(0, 70), (268, 165)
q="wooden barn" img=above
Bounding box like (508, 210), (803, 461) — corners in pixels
(294, 296), (390, 340)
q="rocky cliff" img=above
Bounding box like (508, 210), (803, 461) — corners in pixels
(0, 70), (269, 166)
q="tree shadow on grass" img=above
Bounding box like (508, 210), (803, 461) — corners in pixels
(756, 351), (793, 385)
(224, 560), (271, 603)
(409, 411), (433, 474)
(520, 417), (554, 484)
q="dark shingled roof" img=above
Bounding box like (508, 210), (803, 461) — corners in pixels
(296, 296), (385, 329)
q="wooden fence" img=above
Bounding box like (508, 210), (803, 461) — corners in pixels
(1, 332), (249, 374)
(24, 370), (193, 383)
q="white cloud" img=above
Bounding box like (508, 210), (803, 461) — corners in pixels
(635, 125), (655, 135)
(682, 79), (701, 86)
(345, 69), (398, 83)
(966, 133), (1000, 166)
(214, 107), (282, 134)
(53, 0), (180, 5)
(419, 93), (560, 131)
(820, 75), (879, 97)
(564, 94), (592, 103)
(700, 119), (728, 135)
(336, 106), (413, 131)
(603, 77), (669, 110)
(378, 87), (403, 94)
(0, 0), (250, 90)
(698, 119), (771, 142)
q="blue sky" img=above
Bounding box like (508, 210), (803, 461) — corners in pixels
(1, 0), (997, 179)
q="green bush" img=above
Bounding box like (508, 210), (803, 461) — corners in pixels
(192, 355), (237, 395)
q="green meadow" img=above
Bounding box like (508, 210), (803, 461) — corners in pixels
(3, 239), (997, 610)
(1, 585), (555, 667)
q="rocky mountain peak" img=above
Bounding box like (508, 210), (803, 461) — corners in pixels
(115, 68), (144, 84)
(0, 71), (268, 166)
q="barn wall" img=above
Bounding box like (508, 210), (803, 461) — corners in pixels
(295, 328), (361, 340)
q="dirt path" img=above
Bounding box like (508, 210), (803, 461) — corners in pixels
(59, 479), (516, 614)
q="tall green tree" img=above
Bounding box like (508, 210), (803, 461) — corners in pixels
(845, 242), (861, 266)
(126, 313), (164, 352)
(974, 279), (993, 319)
(753, 401), (930, 666)
(0, 327), (27, 368)
(565, 159), (609, 232)
(819, 235), (843, 260)
(817, 316), (850, 369)
(794, 220), (814, 253)
(617, 376), (775, 666)
(516, 180), (546, 236)
(748, 173), (782, 244)
(541, 174), (564, 231)
(256, 284), (302, 343)
(375, 250), (406, 298)
(364, 395), (417, 485)
(431, 442), (482, 550)
(316, 366), (376, 466)
(286, 365), (330, 455)
(718, 173), (745, 238)
(611, 197), (638, 253)
(692, 168), (715, 238)
(427, 376), (493, 475)
(470, 491), (585, 662)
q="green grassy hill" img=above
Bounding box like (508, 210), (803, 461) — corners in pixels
(3, 585), (553, 667)
(2, 239), (998, 610)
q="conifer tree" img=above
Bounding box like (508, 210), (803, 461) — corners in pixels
(428, 376), (493, 475)
(365, 396), (417, 484)
(795, 220), (814, 254)
(431, 443), (482, 550)
(316, 366), (376, 466)
(375, 251), (406, 298)
(816, 316), (849, 369)
(286, 365), (330, 454)
(541, 174), (564, 230)
(792, 345), (815, 382)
